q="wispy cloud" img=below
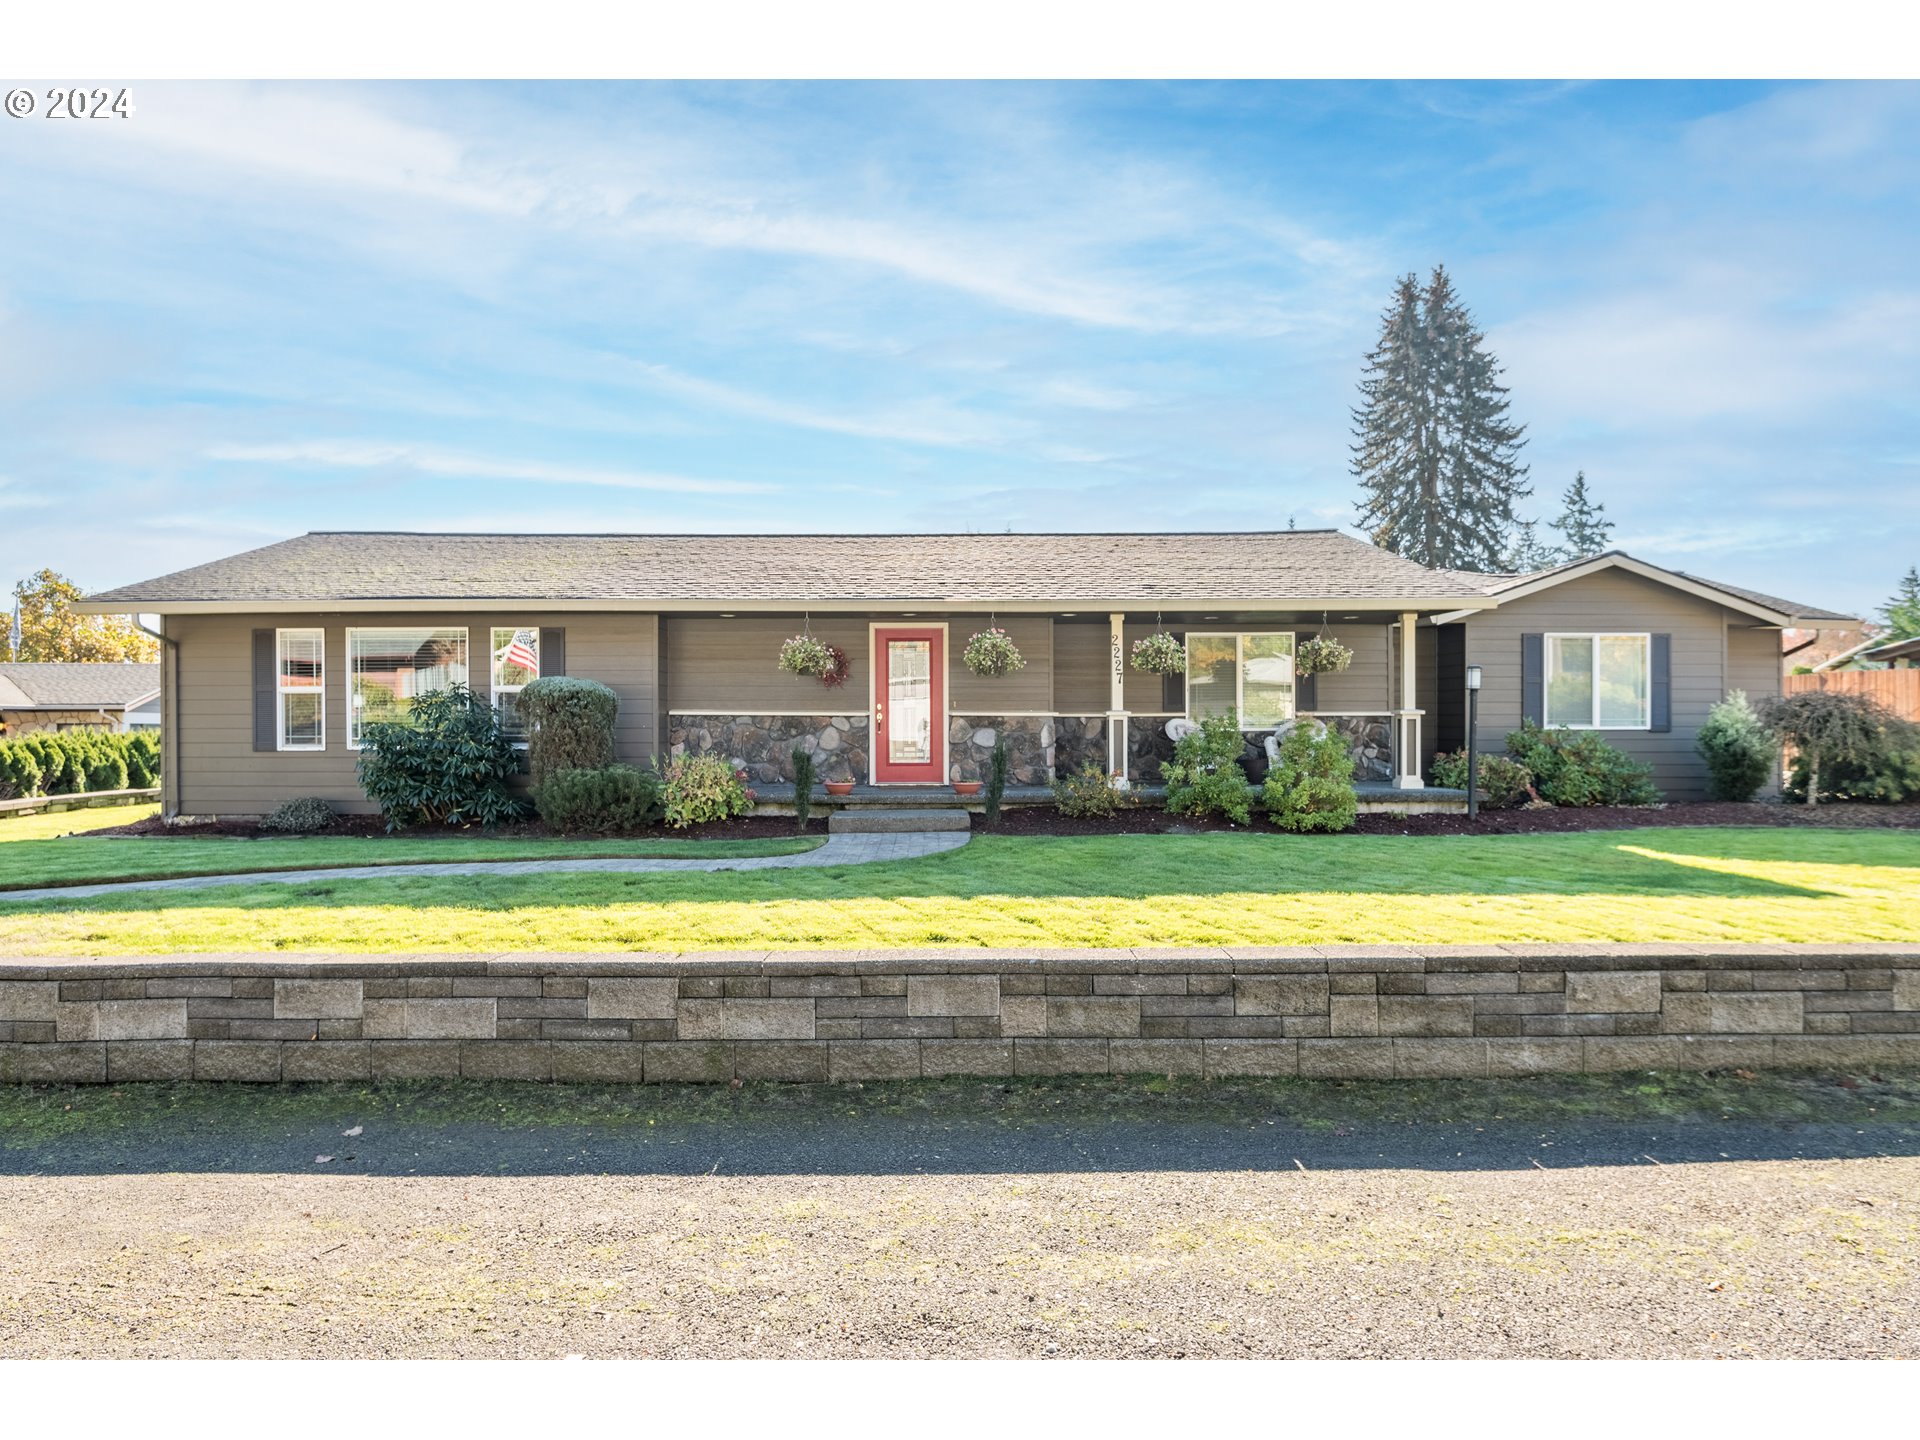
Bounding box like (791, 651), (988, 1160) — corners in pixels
(204, 441), (774, 495)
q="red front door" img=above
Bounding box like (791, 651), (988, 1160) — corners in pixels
(872, 627), (945, 783)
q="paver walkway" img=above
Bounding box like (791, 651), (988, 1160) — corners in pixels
(0, 831), (969, 905)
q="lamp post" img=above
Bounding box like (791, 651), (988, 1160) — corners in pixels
(1465, 664), (1483, 821)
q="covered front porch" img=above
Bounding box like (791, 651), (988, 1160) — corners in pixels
(745, 779), (1470, 816)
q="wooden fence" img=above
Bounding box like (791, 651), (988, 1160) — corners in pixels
(1785, 669), (1920, 721)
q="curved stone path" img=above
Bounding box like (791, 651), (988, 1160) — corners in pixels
(0, 831), (970, 906)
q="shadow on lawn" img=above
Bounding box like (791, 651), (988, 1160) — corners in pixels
(5, 1073), (1918, 1178)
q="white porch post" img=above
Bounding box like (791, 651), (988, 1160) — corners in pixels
(1394, 610), (1425, 789)
(1108, 611), (1129, 788)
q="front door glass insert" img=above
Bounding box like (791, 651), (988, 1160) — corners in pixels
(888, 639), (932, 763)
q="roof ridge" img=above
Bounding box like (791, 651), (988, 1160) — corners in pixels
(295, 528), (1350, 539)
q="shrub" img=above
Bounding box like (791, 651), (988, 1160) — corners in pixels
(19, 734), (75, 793)
(518, 676), (618, 790)
(1429, 750), (1534, 808)
(984, 737), (1010, 826)
(533, 765), (663, 833)
(83, 744), (129, 792)
(1162, 711), (1252, 824)
(1785, 743), (1920, 804)
(790, 745), (816, 832)
(355, 684), (527, 831)
(1696, 690), (1776, 802)
(260, 796), (338, 834)
(1759, 690), (1911, 808)
(1053, 762), (1127, 818)
(1504, 722), (1660, 806)
(0, 742), (44, 800)
(125, 732), (161, 789)
(1262, 722), (1357, 833)
(1130, 631), (1186, 675)
(657, 753), (754, 828)
(962, 627), (1025, 678)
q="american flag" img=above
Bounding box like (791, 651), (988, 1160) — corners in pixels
(500, 629), (539, 675)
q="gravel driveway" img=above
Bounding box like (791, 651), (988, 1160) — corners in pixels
(2, 1075), (1915, 1359)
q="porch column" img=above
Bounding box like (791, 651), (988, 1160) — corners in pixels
(1108, 611), (1129, 787)
(1394, 610), (1425, 789)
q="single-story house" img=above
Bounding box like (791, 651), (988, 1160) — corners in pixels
(79, 531), (1852, 819)
(0, 662), (162, 738)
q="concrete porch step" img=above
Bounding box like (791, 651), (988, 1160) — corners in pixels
(828, 808), (973, 834)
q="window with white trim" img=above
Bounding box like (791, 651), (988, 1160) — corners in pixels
(276, 628), (325, 751)
(347, 627), (468, 748)
(1546, 633), (1650, 729)
(1186, 633), (1296, 728)
(490, 627), (540, 742)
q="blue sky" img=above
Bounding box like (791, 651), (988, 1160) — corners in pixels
(1, 80), (1915, 618)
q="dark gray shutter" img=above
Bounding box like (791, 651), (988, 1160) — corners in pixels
(1293, 631), (1317, 713)
(1521, 633), (1544, 727)
(252, 629), (276, 752)
(540, 628), (565, 677)
(1650, 633), (1671, 732)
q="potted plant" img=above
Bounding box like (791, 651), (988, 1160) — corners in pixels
(1295, 634), (1354, 676)
(779, 633), (834, 679)
(962, 627), (1025, 678)
(952, 780), (982, 796)
(1130, 630), (1186, 675)
(824, 779), (855, 796)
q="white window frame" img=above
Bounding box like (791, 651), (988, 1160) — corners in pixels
(490, 626), (541, 747)
(1544, 631), (1652, 730)
(346, 626), (470, 750)
(1184, 632), (1297, 729)
(275, 627), (326, 752)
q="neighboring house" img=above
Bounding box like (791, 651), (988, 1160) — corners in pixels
(79, 532), (1853, 818)
(0, 662), (162, 738)
(1857, 637), (1920, 669)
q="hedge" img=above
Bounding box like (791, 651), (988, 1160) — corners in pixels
(0, 730), (160, 800)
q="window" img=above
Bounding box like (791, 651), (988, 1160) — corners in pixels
(347, 627), (468, 748)
(276, 628), (325, 751)
(1545, 633), (1650, 729)
(1186, 632), (1296, 728)
(490, 627), (540, 742)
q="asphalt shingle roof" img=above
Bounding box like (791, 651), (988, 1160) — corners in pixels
(1465, 552), (1853, 624)
(1672, 573), (1857, 624)
(86, 530), (1488, 607)
(0, 663), (161, 709)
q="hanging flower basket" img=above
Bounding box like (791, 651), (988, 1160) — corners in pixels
(1130, 631), (1186, 675)
(817, 643), (850, 688)
(1295, 635), (1355, 676)
(778, 633), (835, 680)
(962, 627), (1025, 678)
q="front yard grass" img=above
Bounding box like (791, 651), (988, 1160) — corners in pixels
(0, 826), (1913, 954)
(0, 809), (820, 891)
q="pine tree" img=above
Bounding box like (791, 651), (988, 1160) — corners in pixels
(1880, 566), (1920, 642)
(1352, 266), (1529, 571)
(1548, 471), (1613, 558)
(1502, 519), (1565, 574)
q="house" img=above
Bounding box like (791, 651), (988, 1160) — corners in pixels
(78, 531), (1853, 819)
(0, 662), (162, 738)
(1857, 636), (1920, 669)
(1780, 623), (1876, 674)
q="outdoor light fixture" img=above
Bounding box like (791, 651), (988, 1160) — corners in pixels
(1465, 665), (1483, 820)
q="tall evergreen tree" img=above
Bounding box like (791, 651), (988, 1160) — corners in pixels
(1502, 518), (1565, 574)
(1548, 471), (1613, 558)
(1352, 266), (1529, 571)
(1880, 566), (1920, 642)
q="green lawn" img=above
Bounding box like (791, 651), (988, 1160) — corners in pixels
(0, 826), (1913, 954)
(0, 805), (819, 890)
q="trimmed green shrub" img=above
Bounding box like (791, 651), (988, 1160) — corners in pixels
(984, 738), (1010, 826)
(1053, 762), (1127, 818)
(1262, 723), (1357, 833)
(656, 753), (754, 828)
(518, 676), (619, 790)
(1696, 690), (1776, 802)
(0, 742), (44, 800)
(790, 746), (816, 832)
(355, 684), (527, 831)
(19, 734), (75, 793)
(533, 765), (663, 833)
(1163, 711), (1252, 824)
(1505, 722), (1660, 806)
(125, 732), (161, 789)
(1759, 690), (1911, 808)
(82, 744), (129, 792)
(1429, 749), (1534, 808)
(260, 796), (338, 834)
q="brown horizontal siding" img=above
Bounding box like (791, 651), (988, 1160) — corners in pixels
(1314, 624), (1393, 714)
(172, 611), (656, 817)
(1461, 570), (1754, 801)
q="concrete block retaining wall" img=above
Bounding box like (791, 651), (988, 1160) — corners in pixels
(3, 945), (1918, 1084)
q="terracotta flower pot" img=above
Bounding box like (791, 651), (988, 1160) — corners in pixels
(952, 781), (983, 796)
(824, 781), (855, 796)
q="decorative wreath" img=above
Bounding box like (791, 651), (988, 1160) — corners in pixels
(1130, 630), (1187, 675)
(962, 627), (1025, 678)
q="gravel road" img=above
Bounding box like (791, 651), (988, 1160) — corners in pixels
(2, 1077), (1916, 1359)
